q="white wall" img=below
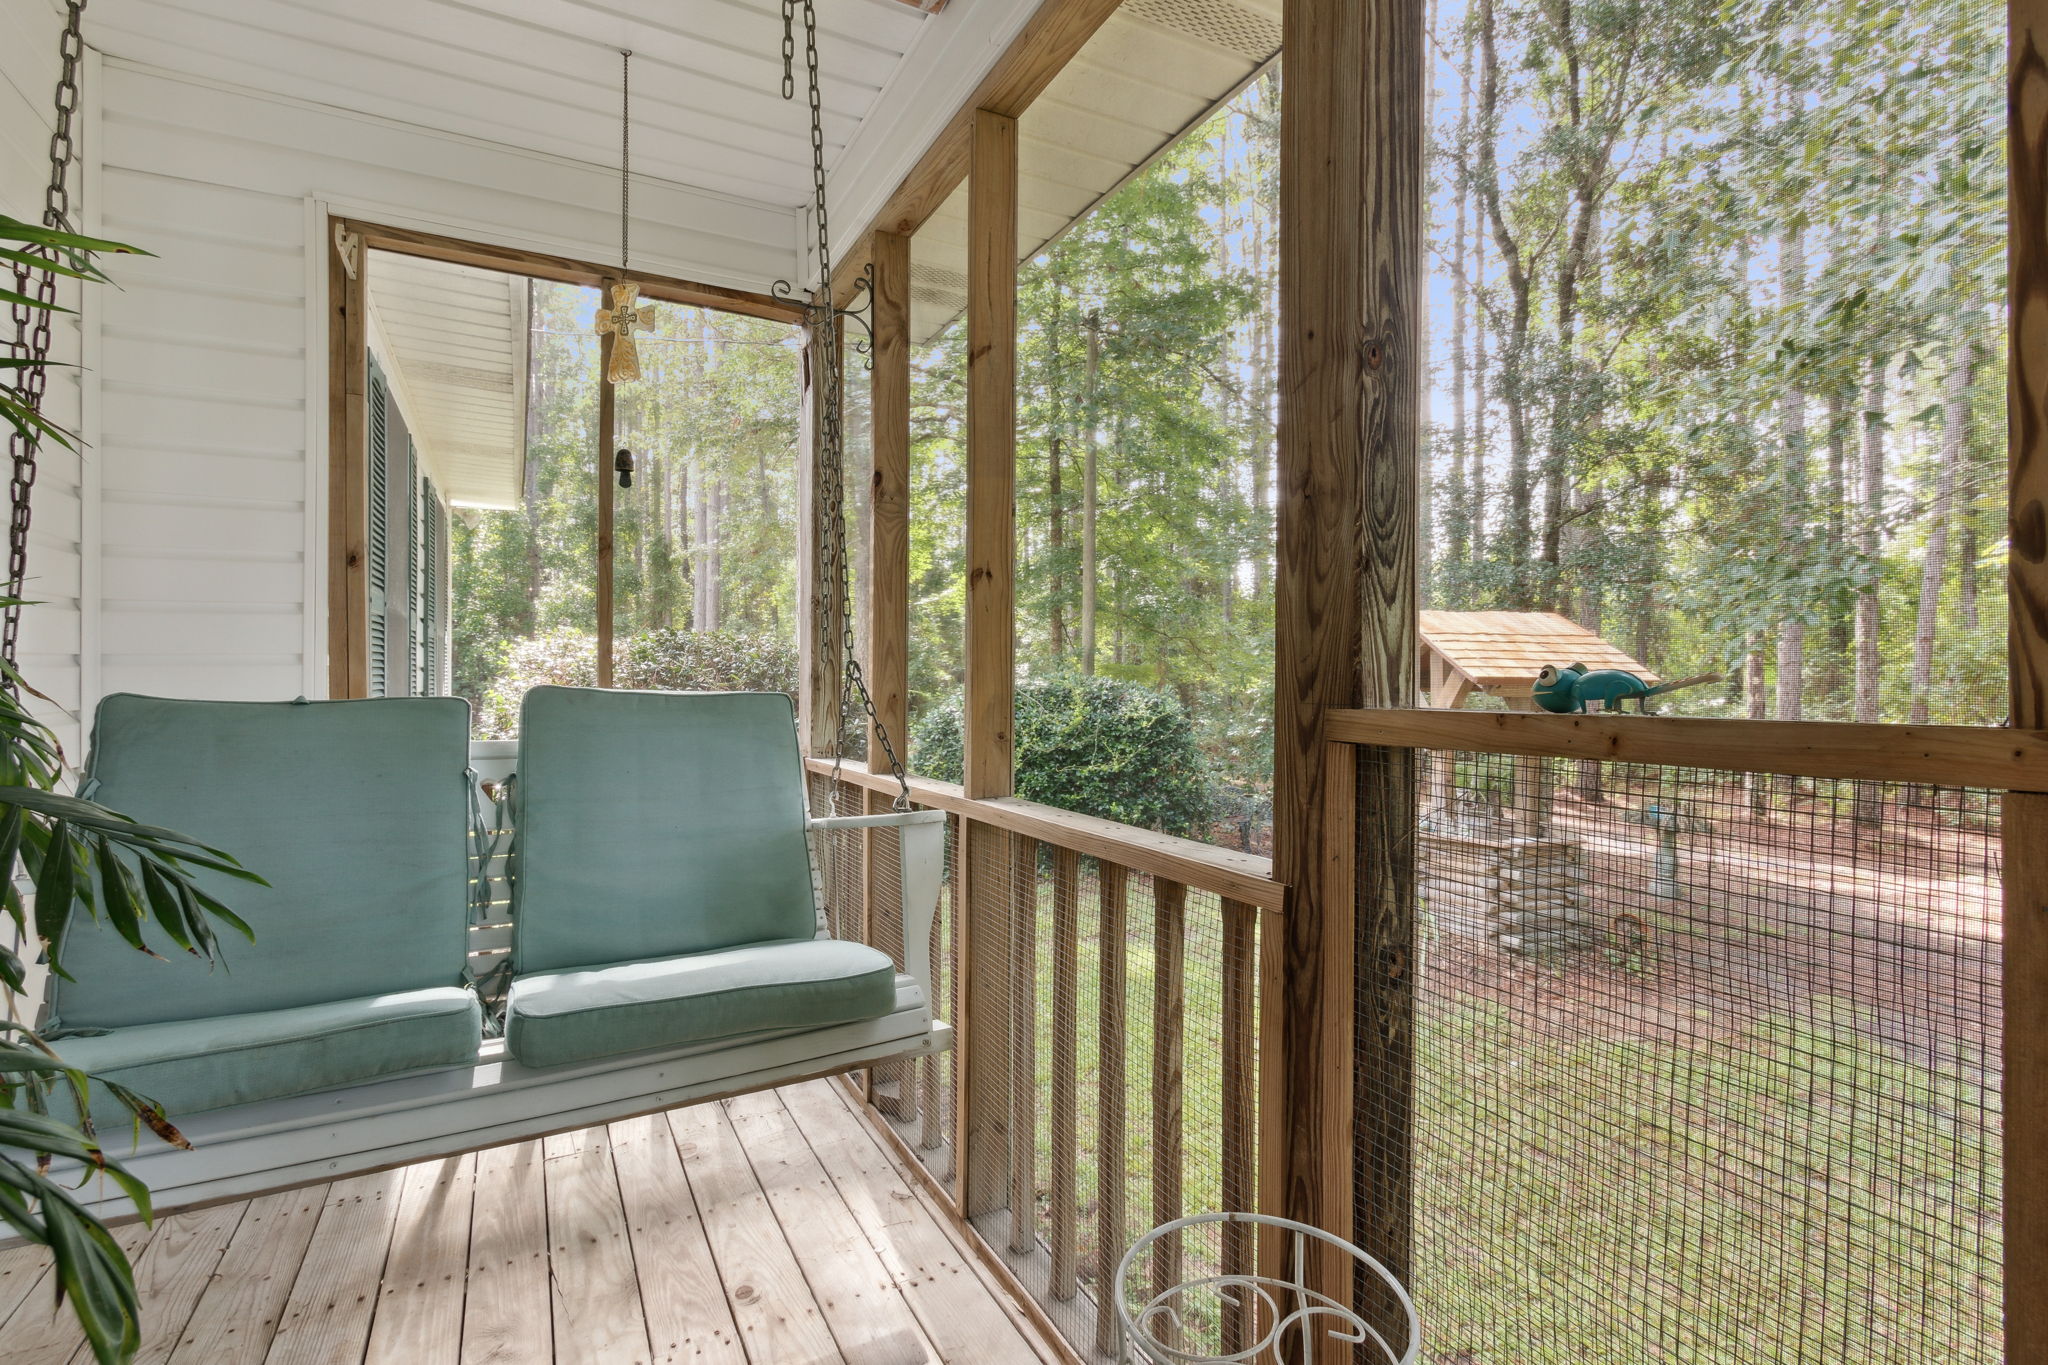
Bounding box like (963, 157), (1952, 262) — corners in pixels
(2, 0), (87, 758)
(80, 55), (803, 705)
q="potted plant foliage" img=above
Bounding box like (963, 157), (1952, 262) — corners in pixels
(1, 212), (262, 1363)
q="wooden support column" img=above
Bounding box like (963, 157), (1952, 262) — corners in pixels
(1271, 0), (1425, 1352)
(869, 230), (913, 768)
(326, 223), (368, 698)
(595, 325), (617, 689)
(2007, 2), (2048, 1358)
(964, 108), (1018, 800)
(953, 109), (1020, 1230)
(864, 232), (916, 1115)
(796, 312), (842, 753)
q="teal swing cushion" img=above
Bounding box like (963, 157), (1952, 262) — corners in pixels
(52, 988), (481, 1130)
(512, 687), (822, 973)
(503, 938), (899, 1069)
(507, 687), (901, 1068)
(50, 694), (478, 1029)
(42, 695), (483, 1127)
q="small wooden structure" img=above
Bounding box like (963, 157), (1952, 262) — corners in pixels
(1419, 610), (1660, 709)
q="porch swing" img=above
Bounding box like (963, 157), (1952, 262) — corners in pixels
(34, 1), (949, 1220)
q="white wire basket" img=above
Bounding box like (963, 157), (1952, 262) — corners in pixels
(1113, 1213), (1420, 1365)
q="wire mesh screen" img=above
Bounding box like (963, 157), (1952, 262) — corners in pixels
(946, 833), (1262, 1361)
(1377, 750), (2002, 1364)
(814, 782), (1267, 1361)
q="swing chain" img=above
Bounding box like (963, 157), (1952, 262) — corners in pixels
(781, 0), (912, 813)
(3, 0), (86, 685)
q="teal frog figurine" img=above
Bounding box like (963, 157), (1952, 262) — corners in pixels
(1532, 663), (1718, 714)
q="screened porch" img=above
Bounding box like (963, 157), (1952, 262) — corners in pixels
(3, 0), (2045, 1362)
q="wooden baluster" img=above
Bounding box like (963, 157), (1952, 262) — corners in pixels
(922, 813), (960, 1153)
(1009, 836), (1040, 1254)
(1151, 878), (1186, 1319)
(1095, 860), (1130, 1355)
(1221, 896), (1257, 1354)
(867, 787), (911, 1118)
(956, 820), (1014, 1216)
(1049, 845), (1081, 1299)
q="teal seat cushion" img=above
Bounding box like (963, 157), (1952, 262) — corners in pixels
(50, 694), (475, 1031)
(52, 987), (481, 1130)
(513, 687), (820, 973)
(503, 938), (898, 1070)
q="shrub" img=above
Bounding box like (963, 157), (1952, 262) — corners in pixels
(618, 628), (798, 696)
(911, 673), (1211, 836)
(476, 628), (799, 737)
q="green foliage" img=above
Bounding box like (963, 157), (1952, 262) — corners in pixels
(4, 216), (259, 1363)
(475, 627), (798, 736)
(618, 629), (797, 695)
(911, 674), (1211, 836)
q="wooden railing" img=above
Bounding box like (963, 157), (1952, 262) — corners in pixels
(808, 759), (1280, 1360)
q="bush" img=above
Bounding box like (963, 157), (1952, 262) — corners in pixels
(618, 628), (798, 696)
(476, 628), (798, 737)
(911, 673), (1210, 836)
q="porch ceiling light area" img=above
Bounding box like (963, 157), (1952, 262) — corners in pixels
(365, 251), (531, 512)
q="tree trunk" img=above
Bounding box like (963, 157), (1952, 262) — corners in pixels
(1475, 0), (1534, 604)
(1746, 638), (1769, 814)
(1449, 102), (1471, 571)
(1852, 358), (1886, 827)
(1775, 224), (1807, 725)
(1821, 388), (1851, 709)
(1080, 312), (1102, 675)
(1909, 336), (1976, 726)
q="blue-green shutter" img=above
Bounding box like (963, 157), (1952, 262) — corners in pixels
(367, 358), (391, 697)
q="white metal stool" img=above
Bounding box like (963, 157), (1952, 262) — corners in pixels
(1113, 1213), (1419, 1364)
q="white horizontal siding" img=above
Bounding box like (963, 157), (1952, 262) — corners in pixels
(87, 55), (805, 710)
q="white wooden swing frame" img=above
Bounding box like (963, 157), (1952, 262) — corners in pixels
(63, 800), (950, 1222)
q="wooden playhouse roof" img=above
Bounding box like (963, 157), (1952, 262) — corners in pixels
(1420, 611), (1659, 701)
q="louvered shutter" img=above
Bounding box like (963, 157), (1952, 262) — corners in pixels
(419, 477), (442, 695)
(366, 358), (391, 697)
(404, 438), (421, 693)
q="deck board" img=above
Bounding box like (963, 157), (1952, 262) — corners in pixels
(9, 1082), (1060, 1365)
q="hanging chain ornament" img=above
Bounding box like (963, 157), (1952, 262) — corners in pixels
(595, 49), (643, 385)
(777, 0), (910, 811)
(3, 0), (86, 687)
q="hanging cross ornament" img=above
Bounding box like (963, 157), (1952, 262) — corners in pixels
(596, 282), (643, 384)
(599, 49), (642, 388)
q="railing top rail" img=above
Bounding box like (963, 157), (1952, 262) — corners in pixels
(804, 757), (1284, 910)
(1327, 706), (2048, 791)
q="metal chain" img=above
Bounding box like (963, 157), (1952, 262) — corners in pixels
(619, 49), (631, 272)
(4, 0), (87, 683)
(782, 0), (911, 810)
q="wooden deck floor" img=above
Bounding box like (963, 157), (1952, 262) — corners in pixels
(0, 1080), (1062, 1365)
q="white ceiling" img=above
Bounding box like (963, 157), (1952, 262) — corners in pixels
(367, 251), (531, 510)
(911, 0), (1280, 341)
(76, 0), (1016, 227)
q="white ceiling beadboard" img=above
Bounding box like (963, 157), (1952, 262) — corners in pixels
(82, 0), (929, 209)
(909, 0), (1280, 342)
(367, 251), (531, 511)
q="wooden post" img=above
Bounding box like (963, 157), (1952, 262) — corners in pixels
(869, 231), (913, 769)
(796, 313), (842, 753)
(1049, 845), (1082, 1299)
(1150, 878), (1187, 1311)
(2007, 2), (2048, 1357)
(1271, 0), (1425, 1351)
(1095, 859), (1130, 1355)
(954, 819), (1014, 1218)
(595, 326), (617, 690)
(953, 107), (1020, 1232)
(1221, 897), (1258, 1355)
(964, 108), (1018, 801)
(326, 223), (368, 698)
